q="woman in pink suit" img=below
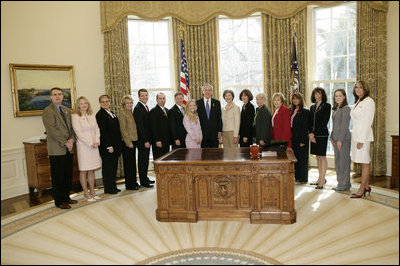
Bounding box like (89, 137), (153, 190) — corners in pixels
(271, 92), (292, 148)
(71, 96), (102, 202)
(183, 99), (202, 148)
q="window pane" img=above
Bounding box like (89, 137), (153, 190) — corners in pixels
(332, 31), (347, 56)
(219, 16), (262, 106)
(347, 81), (355, 106)
(315, 9), (331, 34)
(316, 33), (331, 58)
(349, 30), (356, 54)
(333, 56), (347, 80)
(349, 55), (356, 79)
(332, 5), (348, 30)
(128, 20), (173, 92)
(316, 57), (331, 80)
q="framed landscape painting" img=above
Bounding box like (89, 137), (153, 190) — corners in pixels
(10, 64), (76, 117)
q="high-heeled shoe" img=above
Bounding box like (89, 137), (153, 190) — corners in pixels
(310, 179), (327, 186)
(365, 186), (372, 196)
(350, 188), (366, 198)
(84, 193), (96, 202)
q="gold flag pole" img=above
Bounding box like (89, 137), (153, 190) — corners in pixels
(178, 25), (184, 40)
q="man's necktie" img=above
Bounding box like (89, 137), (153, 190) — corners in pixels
(206, 100), (210, 120)
(59, 106), (68, 128)
(146, 105), (149, 112)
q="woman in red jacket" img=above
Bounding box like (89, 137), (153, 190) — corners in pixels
(271, 92), (292, 148)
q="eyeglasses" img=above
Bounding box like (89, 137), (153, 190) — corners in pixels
(100, 100), (110, 103)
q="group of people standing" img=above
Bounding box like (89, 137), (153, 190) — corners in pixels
(42, 80), (374, 209)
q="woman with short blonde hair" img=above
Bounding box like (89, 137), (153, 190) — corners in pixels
(119, 94), (140, 190)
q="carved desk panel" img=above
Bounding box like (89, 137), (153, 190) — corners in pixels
(153, 148), (296, 224)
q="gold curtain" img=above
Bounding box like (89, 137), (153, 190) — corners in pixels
(101, 1), (388, 32)
(103, 16), (131, 177)
(172, 18), (219, 100)
(355, 1), (387, 176)
(261, 10), (307, 110)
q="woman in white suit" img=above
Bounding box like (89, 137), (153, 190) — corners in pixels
(350, 81), (375, 198)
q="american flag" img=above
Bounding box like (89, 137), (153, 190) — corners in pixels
(290, 31), (299, 100)
(180, 39), (190, 105)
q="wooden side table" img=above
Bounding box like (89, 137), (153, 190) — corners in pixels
(23, 141), (80, 197)
(391, 135), (399, 188)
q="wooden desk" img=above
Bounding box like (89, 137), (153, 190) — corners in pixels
(153, 148), (296, 224)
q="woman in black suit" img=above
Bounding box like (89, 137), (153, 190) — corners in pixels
(253, 93), (272, 146)
(239, 89), (255, 147)
(96, 94), (123, 194)
(290, 92), (310, 184)
(309, 87), (331, 189)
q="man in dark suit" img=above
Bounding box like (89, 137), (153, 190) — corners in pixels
(133, 89), (154, 188)
(196, 83), (222, 148)
(150, 93), (171, 159)
(96, 94), (123, 194)
(42, 87), (77, 209)
(168, 92), (187, 149)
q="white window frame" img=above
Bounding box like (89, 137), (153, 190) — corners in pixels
(307, 3), (357, 168)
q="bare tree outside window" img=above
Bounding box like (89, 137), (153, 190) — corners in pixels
(128, 19), (174, 109)
(312, 2), (356, 154)
(218, 16), (263, 107)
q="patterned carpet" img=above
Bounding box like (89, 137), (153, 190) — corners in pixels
(1, 170), (399, 265)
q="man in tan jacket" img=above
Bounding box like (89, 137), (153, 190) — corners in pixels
(42, 87), (77, 209)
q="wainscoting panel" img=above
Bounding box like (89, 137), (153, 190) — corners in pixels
(1, 147), (29, 200)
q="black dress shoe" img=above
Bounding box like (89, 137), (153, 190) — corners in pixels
(148, 180), (155, 184)
(126, 184), (141, 190)
(142, 184), (154, 188)
(56, 203), (71, 209)
(65, 199), (78, 204)
(104, 190), (118, 194)
(116, 188), (121, 192)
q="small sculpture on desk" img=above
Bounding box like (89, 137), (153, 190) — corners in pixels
(250, 145), (261, 159)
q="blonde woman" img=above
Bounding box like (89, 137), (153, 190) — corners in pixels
(119, 95), (140, 190)
(71, 96), (101, 201)
(183, 99), (202, 148)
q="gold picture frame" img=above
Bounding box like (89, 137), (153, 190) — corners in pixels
(10, 64), (76, 117)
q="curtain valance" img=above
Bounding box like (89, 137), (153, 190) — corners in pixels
(100, 1), (388, 32)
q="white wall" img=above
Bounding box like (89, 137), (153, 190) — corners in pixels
(1, 1), (105, 199)
(386, 1), (399, 176)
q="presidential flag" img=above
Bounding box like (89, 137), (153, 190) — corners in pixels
(290, 31), (299, 100)
(180, 39), (190, 105)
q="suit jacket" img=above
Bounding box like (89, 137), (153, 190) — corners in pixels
(350, 97), (375, 143)
(291, 108), (310, 144)
(309, 102), (331, 137)
(149, 105), (170, 145)
(330, 105), (351, 142)
(196, 97), (222, 141)
(95, 108), (122, 154)
(133, 102), (151, 144)
(119, 108), (138, 147)
(271, 105), (292, 148)
(42, 103), (76, 155)
(254, 104), (272, 145)
(239, 102), (255, 140)
(168, 104), (187, 145)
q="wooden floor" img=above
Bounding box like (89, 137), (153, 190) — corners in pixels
(1, 171), (398, 217)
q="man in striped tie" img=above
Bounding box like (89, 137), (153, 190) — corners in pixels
(196, 83), (222, 148)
